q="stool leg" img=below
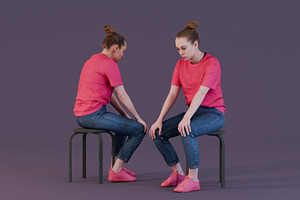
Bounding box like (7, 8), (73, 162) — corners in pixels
(69, 133), (77, 183)
(82, 133), (87, 178)
(186, 162), (188, 175)
(108, 132), (116, 167)
(218, 135), (225, 188)
(97, 133), (103, 184)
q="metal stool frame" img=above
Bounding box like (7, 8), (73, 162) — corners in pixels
(69, 128), (115, 184)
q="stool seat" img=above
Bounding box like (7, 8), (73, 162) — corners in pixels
(207, 129), (225, 136)
(69, 128), (115, 184)
(73, 128), (111, 133)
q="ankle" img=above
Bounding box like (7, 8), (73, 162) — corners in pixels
(177, 170), (184, 175)
(112, 166), (122, 173)
(188, 175), (199, 181)
(112, 158), (125, 173)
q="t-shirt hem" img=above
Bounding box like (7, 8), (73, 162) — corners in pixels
(185, 103), (225, 114)
(74, 104), (104, 117)
(111, 82), (123, 87)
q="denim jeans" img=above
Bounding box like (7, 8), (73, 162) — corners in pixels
(153, 106), (225, 169)
(75, 105), (145, 162)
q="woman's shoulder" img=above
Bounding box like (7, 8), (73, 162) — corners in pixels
(83, 54), (118, 74)
(92, 53), (112, 61)
(204, 53), (219, 62)
(203, 53), (220, 67)
(92, 54), (118, 66)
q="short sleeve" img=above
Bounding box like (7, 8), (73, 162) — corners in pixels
(201, 59), (221, 90)
(106, 63), (123, 87)
(171, 62), (181, 86)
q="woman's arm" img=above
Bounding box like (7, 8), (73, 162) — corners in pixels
(178, 85), (210, 137)
(149, 85), (181, 139)
(114, 85), (148, 132)
(110, 93), (131, 118)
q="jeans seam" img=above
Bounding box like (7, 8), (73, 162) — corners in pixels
(100, 114), (143, 133)
(192, 116), (223, 135)
(165, 140), (178, 165)
(185, 134), (198, 169)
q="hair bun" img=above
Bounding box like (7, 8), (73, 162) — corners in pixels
(185, 20), (198, 30)
(104, 25), (116, 35)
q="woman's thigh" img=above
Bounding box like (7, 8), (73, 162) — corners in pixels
(94, 111), (144, 136)
(76, 107), (144, 136)
(189, 110), (225, 137)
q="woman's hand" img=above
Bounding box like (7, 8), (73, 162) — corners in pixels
(137, 118), (148, 133)
(149, 120), (163, 140)
(178, 116), (191, 137)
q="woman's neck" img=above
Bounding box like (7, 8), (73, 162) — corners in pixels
(101, 49), (113, 59)
(190, 49), (204, 64)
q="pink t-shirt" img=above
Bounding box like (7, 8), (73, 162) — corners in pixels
(74, 53), (123, 116)
(171, 53), (225, 113)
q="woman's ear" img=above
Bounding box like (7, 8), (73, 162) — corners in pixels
(112, 44), (119, 52)
(193, 40), (199, 48)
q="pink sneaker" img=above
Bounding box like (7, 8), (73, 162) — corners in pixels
(161, 171), (186, 187)
(108, 168), (136, 182)
(174, 176), (200, 193)
(122, 167), (136, 177)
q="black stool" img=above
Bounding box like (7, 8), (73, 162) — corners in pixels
(185, 129), (225, 188)
(69, 128), (115, 184)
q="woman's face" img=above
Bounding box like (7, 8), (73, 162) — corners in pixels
(112, 41), (127, 63)
(175, 37), (198, 60)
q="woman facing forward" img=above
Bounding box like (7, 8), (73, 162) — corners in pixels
(74, 25), (148, 182)
(149, 20), (225, 193)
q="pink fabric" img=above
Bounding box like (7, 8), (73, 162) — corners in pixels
(74, 54), (123, 116)
(171, 53), (225, 113)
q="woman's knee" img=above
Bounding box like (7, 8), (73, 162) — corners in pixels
(136, 122), (146, 134)
(153, 129), (165, 143)
(180, 133), (196, 145)
(130, 122), (146, 140)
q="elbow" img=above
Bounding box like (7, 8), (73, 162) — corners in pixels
(169, 93), (177, 100)
(167, 93), (178, 102)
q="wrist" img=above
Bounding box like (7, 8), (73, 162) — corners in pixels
(156, 118), (163, 123)
(183, 114), (192, 120)
(135, 115), (142, 121)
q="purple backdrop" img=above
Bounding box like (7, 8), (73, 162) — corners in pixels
(1, 0), (300, 199)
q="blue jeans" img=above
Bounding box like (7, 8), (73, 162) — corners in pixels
(75, 105), (146, 163)
(153, 106), (225, 169)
